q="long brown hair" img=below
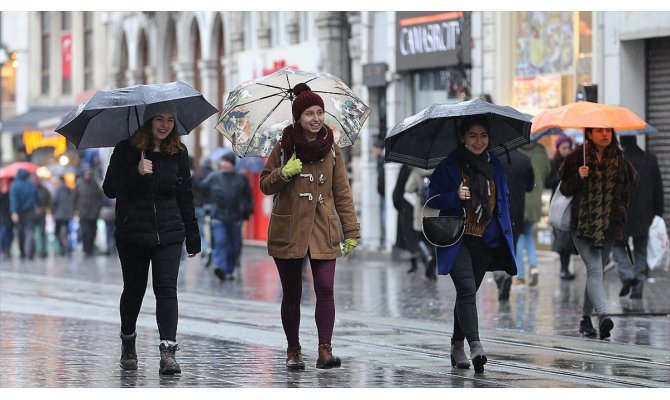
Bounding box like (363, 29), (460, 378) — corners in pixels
(130, 120), (183, 155)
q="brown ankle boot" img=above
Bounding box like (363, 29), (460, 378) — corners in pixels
(286, 346), (305, 370)
(316, 343), (341, 369)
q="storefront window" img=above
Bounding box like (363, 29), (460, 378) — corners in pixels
(412, 68), (464, 112)
(512, 11), (592, 114)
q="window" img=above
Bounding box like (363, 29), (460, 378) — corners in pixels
(40, 12), (50, 95)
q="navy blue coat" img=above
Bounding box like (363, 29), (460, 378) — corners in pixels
(427, 150), (517, 276)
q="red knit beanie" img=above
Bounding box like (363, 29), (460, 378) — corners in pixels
(291, 83), (324, 122)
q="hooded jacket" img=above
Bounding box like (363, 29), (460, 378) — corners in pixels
(102, 138), (200, 254)
(9, 169), (37, 214)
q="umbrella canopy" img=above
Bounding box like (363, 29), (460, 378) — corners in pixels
(530, 101), (647, 135)
(55, 81), (218, 148)
(216, 67), (372, 157)
(384, 99), (532, 169)
(0, 161), (39, 179)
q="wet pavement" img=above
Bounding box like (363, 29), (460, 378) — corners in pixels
(1, 243), (669, 388)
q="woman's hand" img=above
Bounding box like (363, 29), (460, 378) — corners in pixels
(138, 150), (153, 175)
(578, 166), (589, 179)
(458, 183), (471, 200)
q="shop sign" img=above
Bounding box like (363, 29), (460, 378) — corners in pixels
(23, 130), (67, 157)
(395, 11), (471, 72)
(362, 63), (387, 87)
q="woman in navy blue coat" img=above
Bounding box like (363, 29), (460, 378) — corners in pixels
(427, 116), (517, 373)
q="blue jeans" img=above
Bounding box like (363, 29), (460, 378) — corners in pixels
(211, 220), (242, 274)
(194, 207), (210, 253)
(612, 235), (648, 283)
(515, 220), (537, 279)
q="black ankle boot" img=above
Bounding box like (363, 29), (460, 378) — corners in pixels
(119, 332), (137, 371)
(469, 341), (487, 373)
(579, 316), (597, 337)
(598, 316), (614, 340)
(159, 343), (181, 375)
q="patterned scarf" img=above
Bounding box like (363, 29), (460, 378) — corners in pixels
(280, 123), (334, 163)
(458, 145), (494, 223)
(576, 143), (620, 247)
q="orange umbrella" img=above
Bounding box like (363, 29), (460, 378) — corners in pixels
(531, 101), (647, 135)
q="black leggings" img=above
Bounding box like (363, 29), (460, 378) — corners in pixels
(450, 235), (494, 343)
(117, 239), (182, 341)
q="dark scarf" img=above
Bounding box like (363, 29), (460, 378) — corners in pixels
(459, 145), (495, 223)
(576, 143), (620, 247)
(280, 123), (334, 163)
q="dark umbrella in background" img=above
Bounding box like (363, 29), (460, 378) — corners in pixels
(55, 81), (218, 148)
(385, 99), (532, 169)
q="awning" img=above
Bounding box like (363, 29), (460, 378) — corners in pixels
(1, 106), (73, 135)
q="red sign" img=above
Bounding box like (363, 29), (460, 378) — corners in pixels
(61, 32), (72, 78)
(262, 60), (299, 76)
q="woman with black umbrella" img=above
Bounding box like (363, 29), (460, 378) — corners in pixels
(427, 115), (517, 373)
(102, 101), (200, 375)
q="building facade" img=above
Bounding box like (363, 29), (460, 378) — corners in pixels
(2, 11), (668, 248)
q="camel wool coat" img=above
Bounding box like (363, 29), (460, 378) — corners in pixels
(260, 142), (360, 260)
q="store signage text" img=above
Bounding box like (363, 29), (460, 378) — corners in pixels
(399, 21), (461, 56)
(395, 11), (471, 72)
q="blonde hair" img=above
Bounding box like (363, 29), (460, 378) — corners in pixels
(130, 121), (183, 155)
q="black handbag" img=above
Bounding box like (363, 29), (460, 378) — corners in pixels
(421, 194), (466, 247)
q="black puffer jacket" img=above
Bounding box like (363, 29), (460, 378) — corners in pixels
(102, 138), (200, 254)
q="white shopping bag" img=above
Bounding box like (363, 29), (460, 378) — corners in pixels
(646, 215), (670, 271)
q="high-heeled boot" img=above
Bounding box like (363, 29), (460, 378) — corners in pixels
(316, 343), (341, 369)
(469, 340), (487, 373)
(450, 338), (471, 369)
(286, 345), (305, 370)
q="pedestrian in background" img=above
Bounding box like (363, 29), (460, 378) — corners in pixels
(612, 135), (663, 299)
(191, 157), (214, 266)
(495, 149), (534, 300)
(559, 127), (635, 340)
(393, 164), (424, 274)
(0, 178), (14, 260)
(9, 168), (37, 260)
(103, 101), (200, 375)
(33, 175), (52, 258)
(427, 116), (517, 373)
(404, 166), (438, 280)
(51, 176), (73, 256)
(260, 83), (360, 370)
(200, 152), (253, 281)
(100, 197), (116, 255)
(72, 169), (103, 256)
(546, 134), (577, 280)
(372, 138), (386, 250)
(516, 141), (550, 286)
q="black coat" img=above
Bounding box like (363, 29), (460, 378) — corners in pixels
(622, 144), (664, 236)
(102, 138), (200, 254)
(500, 150), (534, 243)
(200, 170), (253, 223)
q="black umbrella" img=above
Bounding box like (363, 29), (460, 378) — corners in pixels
(384, 99), (532, 169)
(55, 81), (218, 148)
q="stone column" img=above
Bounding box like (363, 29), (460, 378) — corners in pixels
(197, 59), (220, 153)
(171, 61), (196, 152)
(316, 11), (348, 81)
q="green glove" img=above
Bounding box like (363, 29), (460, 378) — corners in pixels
(342, 237), (358, 256)
(281, 153), (302, 180)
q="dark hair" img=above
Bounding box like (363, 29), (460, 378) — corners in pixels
(619, 135), (637, 148)
(584, 127), (620, 154)
(460, 116), (490, 136)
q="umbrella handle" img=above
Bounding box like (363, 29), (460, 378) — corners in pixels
(583, 141), (586, 166)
